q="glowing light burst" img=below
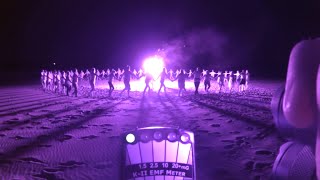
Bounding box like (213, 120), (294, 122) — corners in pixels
(143, 56), (164, 79)
(126, 133), (135, 143)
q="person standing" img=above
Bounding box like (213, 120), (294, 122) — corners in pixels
(142, 72), (153, 97)
(172, 69), (187, 97)
(108, 69), (116, 96)
(89, 68), (97, 97)
(158, 68), (168, 95)
(193, 67), (202, 94)
(72, 69), (79, 97)
(65, 71), (72, 96)
(120, 66), (135, 97)
(204, 71), (212, 92)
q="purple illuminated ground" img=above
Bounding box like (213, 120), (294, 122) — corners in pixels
(0, 80), (285, 180)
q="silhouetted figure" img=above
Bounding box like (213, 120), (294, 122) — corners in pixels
(60, 71), (66, 94)
(172, 70), (187, 96)
(204, 71), (212, 92)
(117, 68), (122, 80)
(175, 69), (180, 78)
(133, 69), (137, 77)
(158, 68), (167, 95)
(89, 68), (97, 97)
(217, 71), (224, 93)
(210, 70), (216, 78)
(188, 69), (193, 78)
(42, 70), (47, 90)
(239, 70), (246, 92)
(169, 69), (174, 80)
(101, 70), (106, 79)
(72, 69), (79, 97)
(193, 67), (202, 95)
(138, 68), (143, 78)
(202, 69), (207, 76)
(46, 71), (52, 91)
(142, 72), (153, 97)
(120, 66), (135, 97)
(53, 70), (59, 93)
(245, 70), (250, 90)
(228, 71), (233, 92)
(65, 71), (72, 96)
(108, 70), (116, 96)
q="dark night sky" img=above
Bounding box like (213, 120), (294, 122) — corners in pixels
(1, 0), (320, 83)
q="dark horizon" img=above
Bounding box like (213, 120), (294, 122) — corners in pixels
(2, 0), (320, 84)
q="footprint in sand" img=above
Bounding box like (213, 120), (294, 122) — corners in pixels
(37, 135), (50, 140)
(246, 126), (254, 131)
(31, 121), (41, 126)
(211, 124), (220, 127)
(242, 160), (254, 171)
(33, 170), (63, 180)
(197, 130), (209, 133)
(51, 120), (62, 124)
(221, 139), (234, 143)
(83, 111), (91, 115)
(229, 131), (240, 134)
(255, 150), (273, 156)
(93, 162), (113, 169)
(203, 118), (214, 121)
(56, 135), (73, 142)
(100, 124), (113, 127)
(254, 162), (273, 171)
(37, 144), (52, 148)
(224, 144), (234, 149)
(3, 127), (13, 131)
(209, 132), (221, 135)
(45, 114), (55, 118)
(20, 157), (45, 164)
(80, 135), (98, 140)
(67, 115), (81, 120)
(77, 125), (88, 129)
(59, 161), (85, 167)
(0, 159), (12, 165)
(3, 120), (19, 125)
(227, 149), (238, 156)
(42, 168), (63, 173)
(226, 120), (233, 123)
(11, 136), (25, 140)
(235, 136), (248, 140)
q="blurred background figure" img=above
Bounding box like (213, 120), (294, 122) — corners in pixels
(245, 70), (250, 90)
(204, 71), (213, 92)
(157, 67), (168, 95)
(72, 69), (79, 97)
(89, 68), (97, 97)
(172, 69), (187, 97)
(120, 66), (135, 97)
(239, 70), (246, 92)
(108, 69), (116, 97)
(65, 71), (72, 96)
(193, 67), (202, 95)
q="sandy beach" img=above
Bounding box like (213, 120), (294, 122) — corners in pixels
(0, 79), (285, 180)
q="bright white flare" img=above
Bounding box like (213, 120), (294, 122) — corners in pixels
(143, 56), (164, 79)
(126, 133), (135, 143)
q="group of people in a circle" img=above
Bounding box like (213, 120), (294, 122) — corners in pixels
(40, 66), (250, 98)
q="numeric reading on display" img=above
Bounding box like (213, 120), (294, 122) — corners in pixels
(138, 162), (190, 170)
